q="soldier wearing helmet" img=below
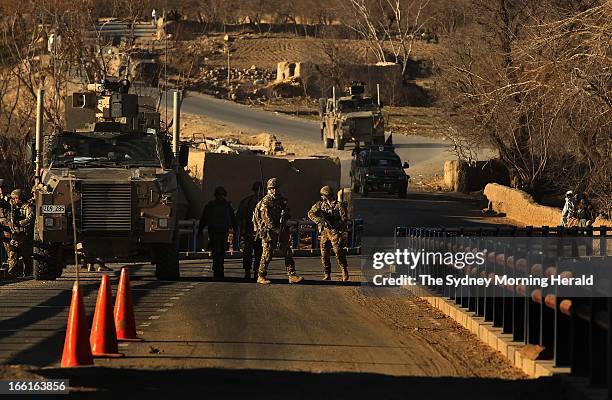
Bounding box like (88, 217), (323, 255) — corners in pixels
(0, 180), (11, 273)
(252, 178), (303, 284)
(2, 188), (35, 277)
(236, 181), (264, 280)
(308, 186), (349, 281)
(198, 186), (237, 279)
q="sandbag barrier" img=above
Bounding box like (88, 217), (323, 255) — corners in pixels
(179, 218), (364, 258)
(395, 225), (612, 396)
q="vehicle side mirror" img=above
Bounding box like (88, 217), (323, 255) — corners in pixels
(179, 143), (190, 168)
(403, 162), (409, 169)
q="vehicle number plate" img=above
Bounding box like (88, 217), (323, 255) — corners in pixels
(42, 205), (65, 214)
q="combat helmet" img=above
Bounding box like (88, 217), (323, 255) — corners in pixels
(320, 186), (333, 197)
(267, 178), (280, 189)
(10, 189), (22, 199)
(214, 186), (227, 196)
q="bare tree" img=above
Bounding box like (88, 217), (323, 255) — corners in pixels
(344, 0), (430, 75)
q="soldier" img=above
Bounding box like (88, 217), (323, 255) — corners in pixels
(253, 178), (303, 285)
(198, 186), (237, 279)
(0, 180), (11, 272)
(308, 186), (350, 281)
(236, 181), (264, 280)
(3, 190), (35, 277)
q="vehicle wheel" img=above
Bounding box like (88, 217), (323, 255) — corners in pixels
(362, 186), (369, 197)
(398, 184), (408, 199)
(153, 244), (180, 280)
(33, 235), (64, 280)
(324, 138), (333, 149)
(334, 132), (345, 150)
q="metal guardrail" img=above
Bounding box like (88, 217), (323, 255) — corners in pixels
(179, 218), (363, 258)
(396, 226), (612, 398)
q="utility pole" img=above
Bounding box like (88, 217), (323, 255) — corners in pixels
(224, 34), (232, 95)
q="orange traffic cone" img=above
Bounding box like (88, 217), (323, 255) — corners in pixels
(61, 282), (93, 367)
(114, 267), (142, 341)
(90, 275), (124, 357)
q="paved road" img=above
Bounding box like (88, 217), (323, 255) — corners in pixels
(0, 259), (566, 398)
(167, 92), (477, 185)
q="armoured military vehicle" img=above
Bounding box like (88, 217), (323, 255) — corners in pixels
(350, 145), (409, 198)
(319, 82), (385, 150)
(31, 79), (187, 280)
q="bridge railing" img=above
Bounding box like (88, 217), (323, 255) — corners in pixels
(395, 225), (612, 396)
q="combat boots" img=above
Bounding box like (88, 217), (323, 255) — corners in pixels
(322, 273), (331, 281)
(257, 275), (271, 285)
(288, 274), (303, 284)
(342, 269), (350, 281)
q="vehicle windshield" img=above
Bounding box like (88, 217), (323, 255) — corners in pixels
(366, 154), (402, 168)
(52, 133), (161, 167)
(337, 97), (377, 112)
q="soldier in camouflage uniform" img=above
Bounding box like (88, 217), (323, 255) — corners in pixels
(308, 186), (349, 281)
(236, 181), (264, 280)
(1, 190), (35, 277)
(253, 178), (303, 285)
(0, 180), (11, 272)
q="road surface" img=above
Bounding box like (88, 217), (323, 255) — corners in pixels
(166, 92), (479, 185)
(0, 257), (566, 398)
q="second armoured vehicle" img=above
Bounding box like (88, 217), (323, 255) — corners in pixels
(350, 145), (409, 198)
(32, 79), (187, 281)
(319, 82), (385, 150)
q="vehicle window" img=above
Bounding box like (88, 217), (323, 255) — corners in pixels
(53, 133), (161, 167)
(367, 156), (401, 168)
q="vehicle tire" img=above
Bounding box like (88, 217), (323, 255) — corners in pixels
(362, 185), (369, 197)
(33, 232), (64, 281)
(324, 138), (333, 149)
(153, 244), (180, 281)
(398, 184), (408, 199)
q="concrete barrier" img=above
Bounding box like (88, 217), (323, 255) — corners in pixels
(483, 183), (611, 227)
(187, 150), (341, 219)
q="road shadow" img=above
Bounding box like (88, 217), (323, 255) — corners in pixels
(39, 366), (567, 399)
(1, 277), (178, 367)
(393, 142), (452, 149)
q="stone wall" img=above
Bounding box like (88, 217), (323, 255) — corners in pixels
(483, 183), (611, 227)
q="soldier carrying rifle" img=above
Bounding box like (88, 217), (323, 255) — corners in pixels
(252, 178), (303, 285)
(0, 189), (35, 278)
(308, 186), (350, 281)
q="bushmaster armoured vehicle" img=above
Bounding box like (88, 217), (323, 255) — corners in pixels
(319, 82), (385, 150)
(32, 79), (186, 280)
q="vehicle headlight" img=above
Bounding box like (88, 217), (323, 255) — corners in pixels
(158, 218), (168, 229)
(44, 217), (55, 227)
